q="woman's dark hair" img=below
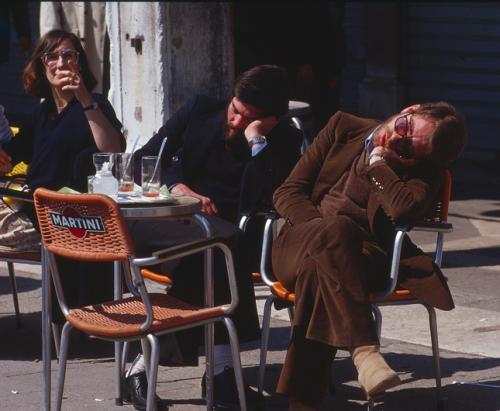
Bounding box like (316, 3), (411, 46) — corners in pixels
(413, 101), (467, 167)
(233, 65), (290, 117)
(22, 29), (97, 99)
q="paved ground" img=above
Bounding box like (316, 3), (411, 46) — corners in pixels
(0, 148), (500, 411)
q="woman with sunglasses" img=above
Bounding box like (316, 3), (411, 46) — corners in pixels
(0, 29), (124, 321)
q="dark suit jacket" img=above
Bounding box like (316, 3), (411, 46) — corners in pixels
(273, 111), (453, 310)
(134, 94), (302, 220)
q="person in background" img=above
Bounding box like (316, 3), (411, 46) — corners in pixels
(125, 65), (303, 411)
(271, 102), (466, 410)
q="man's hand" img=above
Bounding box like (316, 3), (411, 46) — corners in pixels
(244, 115), (280, 142)
(0, 148), (12, 174)
(170, 183), (219, 215)
(369, 146), (416, 169)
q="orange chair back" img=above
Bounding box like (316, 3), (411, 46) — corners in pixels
(424, 169), (451, 223)
(34, 188), (135, 261)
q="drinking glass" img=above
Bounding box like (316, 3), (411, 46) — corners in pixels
(115, 153), (134, 194)
(141, 156), (160, 197)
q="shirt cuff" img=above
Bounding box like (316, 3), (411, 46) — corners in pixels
(251, 141), (268, 157)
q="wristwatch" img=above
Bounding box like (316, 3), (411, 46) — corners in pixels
(248, 135), (267, 147)
(82, 101), (98, 112)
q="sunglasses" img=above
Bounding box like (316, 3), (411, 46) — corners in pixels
(393, 114), (414, 158)
(42, 49), (79, 67)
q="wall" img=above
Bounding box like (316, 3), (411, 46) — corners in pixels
(106, 2), (232, 150)
(0, 3), (39, 124)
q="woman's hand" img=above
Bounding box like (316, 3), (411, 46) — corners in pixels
(60, 61), (93, 106)
(170, 183), (219, 215)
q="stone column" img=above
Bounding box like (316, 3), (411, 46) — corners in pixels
(106, 2), (233, 148)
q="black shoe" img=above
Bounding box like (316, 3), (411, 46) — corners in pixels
(125, 372), (165, 411)
(202, 366), (265, 410)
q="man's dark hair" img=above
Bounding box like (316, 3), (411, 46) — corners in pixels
(413, 101), (467, 167)
(233, 65), (290, 117)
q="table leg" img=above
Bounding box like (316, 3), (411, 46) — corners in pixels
(194, 214), (214, 410)
(42, 247), (51, 411)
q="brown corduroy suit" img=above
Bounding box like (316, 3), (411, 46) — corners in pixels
(271, 111), (454, 407)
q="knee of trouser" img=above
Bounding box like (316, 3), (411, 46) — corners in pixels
(308, 215), (362, 254)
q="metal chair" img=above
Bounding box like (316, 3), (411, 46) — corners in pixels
(367, 169), (452, 411)
(0, 126), (39, 327)
(257, 170), (453, 410)
(0, 177), (39, 328)
(33, 187), (248, 411)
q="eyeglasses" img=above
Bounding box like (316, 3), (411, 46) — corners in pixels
(393, 114), (414, 158)
(394, 114), (413, 139)
(42, 49), (79, 67)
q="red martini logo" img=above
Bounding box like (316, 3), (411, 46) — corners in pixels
(49, 207), (106, 239)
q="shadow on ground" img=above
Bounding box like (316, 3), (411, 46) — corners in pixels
(0, 273), (40, 295)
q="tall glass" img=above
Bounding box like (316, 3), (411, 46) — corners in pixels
(115, 152), (134, 194)
(141, 156), (160, 197)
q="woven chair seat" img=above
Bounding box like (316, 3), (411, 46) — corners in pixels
(270, 281), (295, 303)
(67, 292), (225, 338)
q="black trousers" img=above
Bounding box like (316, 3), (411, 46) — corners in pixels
(128, 215), (261, 366)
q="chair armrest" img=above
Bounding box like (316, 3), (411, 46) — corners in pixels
(0, 186), (33, 203)
(132, 237), (227, 267)
(140, 268), (173, 286)
(378, 220), (453, 299)
(238, 208), (272, 231)
(259, 210), (281, 287)
(410, 221), (453, 233)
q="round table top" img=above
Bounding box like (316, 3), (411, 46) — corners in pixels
(119, 195), (201, 219)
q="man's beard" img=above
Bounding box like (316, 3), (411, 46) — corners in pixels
(223, 123), (246, 150)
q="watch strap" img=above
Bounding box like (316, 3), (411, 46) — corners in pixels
(82, 101), (98, 112)
(248, 135), (267, 147)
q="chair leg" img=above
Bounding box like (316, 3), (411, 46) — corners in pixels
(114, 341), (124, 405)
(425, 305), (442, 400)
(7, 262), (21, 328)
(51, 322), (61, 359)
(146, 334), (160, 411)
(55, 322), (73, 411)
(372, 304), (383, 339)
(258, 295), (275, 394)
(141, 338), (151, 381)
(223, 317), (248, 411)
(287, 305), (295, 339)
(122, 341), (131, 374)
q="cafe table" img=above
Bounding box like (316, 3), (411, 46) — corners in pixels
(41, 194), (220, 411)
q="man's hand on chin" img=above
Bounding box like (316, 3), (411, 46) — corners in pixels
(383, 148), (417, 169)
(369, 146), (416, 169)
(244, 115), (279, 142)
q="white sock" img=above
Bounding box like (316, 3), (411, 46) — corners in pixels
(213, 344), (233, 376)
(126, 353), (146, 377)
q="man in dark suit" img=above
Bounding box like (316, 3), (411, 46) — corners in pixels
(271, 102), (466, 410)
(126, 65), (302, 411)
